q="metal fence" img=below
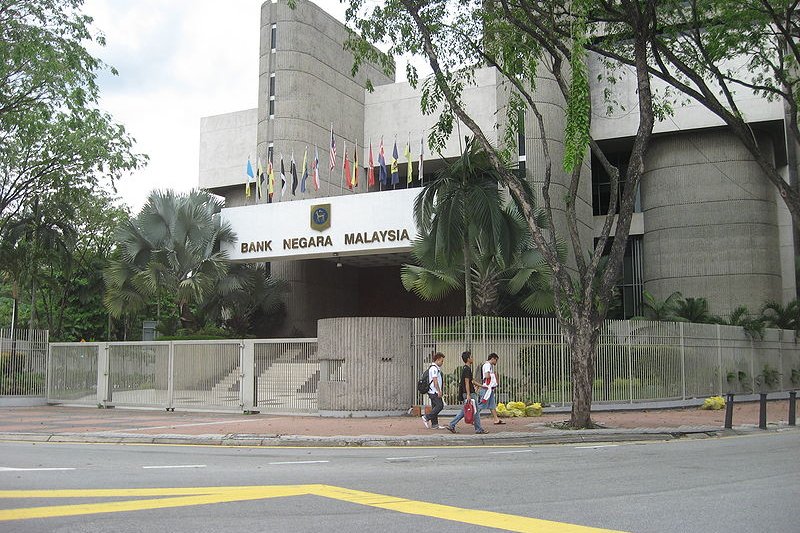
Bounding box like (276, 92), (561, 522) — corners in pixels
(413, 317), (800, 407)
(1, 328), (49, 396)
(48, 339), (319, 413)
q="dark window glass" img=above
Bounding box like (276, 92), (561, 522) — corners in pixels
(271, 25), (277, 49)
(269, 99), (275, 116)
(518, 110), (526, 156)
(594, 236), (643, 319)
(269, 76), (275, 97)
(591, 150), (639, 216)
(268, 146), (274, 162)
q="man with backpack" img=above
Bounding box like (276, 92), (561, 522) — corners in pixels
(445, 351), (487, 434)
(421, 352), (445, 429)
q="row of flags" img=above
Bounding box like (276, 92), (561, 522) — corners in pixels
(245, 125), (426, 202)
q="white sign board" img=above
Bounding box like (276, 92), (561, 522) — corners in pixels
(221, 188), (419, 262)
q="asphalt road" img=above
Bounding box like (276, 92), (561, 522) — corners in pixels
(0, 431), (798, 532)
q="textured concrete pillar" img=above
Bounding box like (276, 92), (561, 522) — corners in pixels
(641, 130), (782, 316)
(317, 317), (413, 414)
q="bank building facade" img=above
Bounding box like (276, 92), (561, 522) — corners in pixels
(199, 0), (796, 337)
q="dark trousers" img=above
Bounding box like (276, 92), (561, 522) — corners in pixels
(426, 393), (444, 425)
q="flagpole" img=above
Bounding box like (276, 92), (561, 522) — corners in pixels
(340, 140), (345, 194)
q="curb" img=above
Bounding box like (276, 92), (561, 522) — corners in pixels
(1, 426), (795, 448)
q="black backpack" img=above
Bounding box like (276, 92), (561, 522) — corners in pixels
(416, 365), (433, 394)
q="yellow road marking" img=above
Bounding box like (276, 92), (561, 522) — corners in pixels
(0, 484), (627, 532)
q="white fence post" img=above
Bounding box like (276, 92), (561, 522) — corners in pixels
(167, 342), (175, 410)
(680, 322), (686, 400)
(627, 321), (634, 404)
(717, 324), (723, 395)
(97, 343), (110, 406)
(240, 340), (256, 412)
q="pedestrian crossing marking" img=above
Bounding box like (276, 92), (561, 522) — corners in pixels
(0, 485), (626, 532)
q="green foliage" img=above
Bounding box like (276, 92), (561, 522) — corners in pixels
(104, 190), (287, 337)
(0, 0), (145, 232)
(563, 4), (590, 173)
(431, 316), (523, 343)
(756, 364), (781, 390)
(402, 137), (558, 316)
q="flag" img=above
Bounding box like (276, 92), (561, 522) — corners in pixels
(300, 146), (308, 193)
(368, 140), (375, 187)
(391, 140), (399, 185)
(267, 157), (275, 202)
(378, 137), (387, 184)
(245, 158), (255, 198)
(313, 145), (320, 191)
(404, 139), (412, 184)
(256, 157), (264, 200)
(280, 155), (287, 198)
(291, 150), (298, 195)
(344, 142), (352, 190)
(352, 142), (359, 188)
(329, 124), (336, 172)
(419, 137), (425, 184)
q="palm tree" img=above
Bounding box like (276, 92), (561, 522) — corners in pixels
(411, 136), (530, 318)
(401, 203), (557, 316)
(761, 299), (800, 332)
(199, 263), (288, 337)
(674, 296), (714, 323)
(633, 291), (686, 322)
(104, 189), (237, 333)
(718, 305), (765, 340)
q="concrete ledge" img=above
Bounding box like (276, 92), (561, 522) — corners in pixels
(0, 396), (48, 407)
(318, 410), (408, 418)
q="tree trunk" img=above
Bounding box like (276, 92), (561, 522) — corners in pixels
(566, 317), (599, 428)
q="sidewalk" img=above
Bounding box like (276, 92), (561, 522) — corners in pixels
(0, 400), (796, 447)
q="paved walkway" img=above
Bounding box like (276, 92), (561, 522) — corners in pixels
(0, 400), (796, 447)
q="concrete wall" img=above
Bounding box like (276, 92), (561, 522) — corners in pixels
(524, 69), (594, 268)
(198, 109), (258, 190)
(317, 317), (414, 413)
(258, 0), (394, 201)
(364, 67), (502, 160)
(641, 130), (783, 315)
(588, 53), (784, 141)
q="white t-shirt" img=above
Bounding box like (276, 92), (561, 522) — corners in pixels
(482, 361), (497, 388)
(427, 364), (442, 394)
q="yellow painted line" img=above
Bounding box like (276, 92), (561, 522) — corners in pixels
(0, 484), (627, 532)
(0, 486), (308, 521)
(315, 485), (625, 533)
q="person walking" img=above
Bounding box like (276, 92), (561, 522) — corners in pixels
(479, 353), (504, 425)
(421, 352), (445, 429)
(445, 351), (487, 434)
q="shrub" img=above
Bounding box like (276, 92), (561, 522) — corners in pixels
(701, 396), (726, 410)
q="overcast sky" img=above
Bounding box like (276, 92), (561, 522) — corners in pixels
(84, 0), (353, 212)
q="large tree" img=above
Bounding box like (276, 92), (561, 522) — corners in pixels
(344, 0), (657, 427)
(579, 1), (800, 228)
(0, 0), (144, 234)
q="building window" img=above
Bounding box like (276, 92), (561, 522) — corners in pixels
(517, 110), (526, 157)
(268, 99), (275, 118)
(591, 149), (640, 216)
(596, 236), (643, 319)
(269, 74), (275, 98)
(268, 144), (274, 163)
(271, 24), (277, 51)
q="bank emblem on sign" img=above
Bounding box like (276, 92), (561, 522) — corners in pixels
(310, 204), (331, 232)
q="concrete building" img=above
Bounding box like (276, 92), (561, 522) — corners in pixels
(199, 0), (796, 335)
